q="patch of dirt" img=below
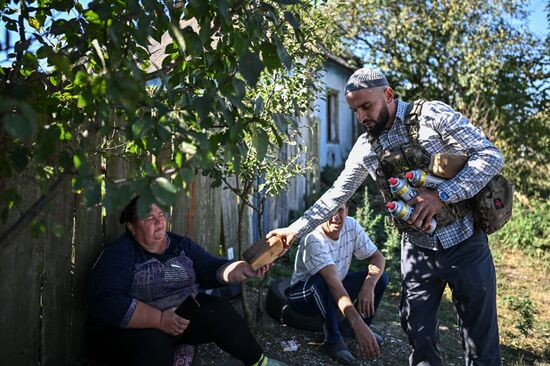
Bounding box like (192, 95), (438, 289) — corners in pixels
(197, 281), (412, 365)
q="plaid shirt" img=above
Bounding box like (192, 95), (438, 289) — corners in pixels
(290, 99), (504, 250)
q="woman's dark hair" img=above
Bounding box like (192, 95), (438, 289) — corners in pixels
(119, 196), (140, 225)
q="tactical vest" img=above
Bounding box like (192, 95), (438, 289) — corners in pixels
(370, 100), (470, 233)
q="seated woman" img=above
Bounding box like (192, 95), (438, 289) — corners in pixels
(87, 196), (285, 366)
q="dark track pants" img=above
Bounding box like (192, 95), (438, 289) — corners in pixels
(400, 228), (501, 366)
(288, 270), (389, 344)
(88, 293), (263, 366)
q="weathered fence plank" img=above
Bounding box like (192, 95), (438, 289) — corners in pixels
(172, 174), (222, 254)
(0, 171), (44, 365)
(66, 148), (103, 364)
(40, 179), (75, 365)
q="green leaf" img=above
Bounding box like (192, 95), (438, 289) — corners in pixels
(31, 219), (47, 238)
(275, 0), (299, 4)
(152, 177), (177, 208)
(49, 75), (59, 86)
(36, 45), (52, 59)
(273, 37), (291, 69)
(132, 118), (153, 139)
(84, 10), (102, 25)
(169, 22), (186, 54)
(253, 129), (269, 161)
(273, 113), (288, 133)
(3, 111), (36, 145)
(137, 188), (155, 218)
(283, 11), (300, 29)
(77, 93), (90, 108)
(195, 94), (214, 119)
(254, 96), (264, 115)
(8, 148), (29, 171)
(261, 42), (281, 70)
(175, 151), (183, 167)
(73, 151), (90, 175)
(156, 123), (172, 142)
(238, 51), (264, 86)
(74, 70), (88, 86)
(232, 79), (246, 99)
(28, 17), (41, 31)
(140, 160), (158, 177)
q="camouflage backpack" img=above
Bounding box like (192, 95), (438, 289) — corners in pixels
(470, 174), (514, 234)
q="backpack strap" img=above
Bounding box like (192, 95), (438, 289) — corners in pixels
(370, 99), (425, 160)
(404, 99), (426, 147)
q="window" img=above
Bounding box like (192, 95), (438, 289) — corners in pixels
(326, 90), (339, 143)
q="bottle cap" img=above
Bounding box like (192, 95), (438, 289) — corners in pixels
(386, 201), (396, 209)
(388, 177), (397, 185)
(405, 171), (413, 179)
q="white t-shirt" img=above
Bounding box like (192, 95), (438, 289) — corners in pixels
(290, 217), (378, 286)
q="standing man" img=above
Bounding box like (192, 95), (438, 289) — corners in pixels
(269, 68), (503, 365)
(288, 202), (388, 364)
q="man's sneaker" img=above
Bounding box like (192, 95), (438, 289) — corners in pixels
(325, 338), (356, 365)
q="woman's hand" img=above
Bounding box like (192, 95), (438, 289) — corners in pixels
(221, 261), (274, 283)
(159, 307), (190, 336)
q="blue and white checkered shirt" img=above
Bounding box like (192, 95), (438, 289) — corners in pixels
(289, 99), (504, 250)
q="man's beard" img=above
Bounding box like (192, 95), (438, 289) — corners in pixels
(363, 103), (390, 138)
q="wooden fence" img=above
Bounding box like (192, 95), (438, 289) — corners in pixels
(0, 116), (320, 365)
(0, 163), (252, 365)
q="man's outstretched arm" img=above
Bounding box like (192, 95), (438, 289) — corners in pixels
(267, 135), (374, 247)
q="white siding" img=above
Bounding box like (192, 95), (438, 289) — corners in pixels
(315, 62), (355, 168)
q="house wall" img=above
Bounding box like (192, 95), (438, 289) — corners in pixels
(315, 61), (355, 168)
(267, 60), (356, 232)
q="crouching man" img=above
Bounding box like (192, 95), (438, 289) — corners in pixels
(287, 202), (388, 364)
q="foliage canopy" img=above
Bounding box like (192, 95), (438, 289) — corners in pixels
(332, 0), (549, 196)
(0, 0), (336, 243)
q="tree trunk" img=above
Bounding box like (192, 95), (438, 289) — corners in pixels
(237, 181), (254, 325)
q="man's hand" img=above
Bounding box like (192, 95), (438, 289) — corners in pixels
(222, 261), (274, 283)
(266, 227), (297, 256)
(406, 188), (444, 231)
(357, 280), (376, 318)
(159, 308), (190, 336)
(353, 321), (381, 359)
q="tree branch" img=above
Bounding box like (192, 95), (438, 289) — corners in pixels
(0, 171), (72, 249)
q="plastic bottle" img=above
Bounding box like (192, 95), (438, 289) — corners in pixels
(405, 169), (445, 189)
(388, 177), (417, 201)
(386, 200), (437, 234)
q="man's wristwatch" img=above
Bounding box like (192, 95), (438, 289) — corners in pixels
(437, 189), (451, 205)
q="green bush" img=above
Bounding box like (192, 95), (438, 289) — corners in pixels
(492, 198), (550, 263)
(355, 184), (401, 275)
(503, 295), (538, 336)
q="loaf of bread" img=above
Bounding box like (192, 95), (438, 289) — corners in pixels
(242, 236), (285, 270)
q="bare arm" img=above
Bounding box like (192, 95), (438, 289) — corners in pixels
(218, 260), (273, 283)
(319, 265), (381, 358)
(357, 250), (385, 318)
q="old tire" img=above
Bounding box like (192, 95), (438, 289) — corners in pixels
(266, 278), (324, 332)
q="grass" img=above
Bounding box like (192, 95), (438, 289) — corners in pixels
(491, 245), (550, 365)
(261, 237), (550, 365)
